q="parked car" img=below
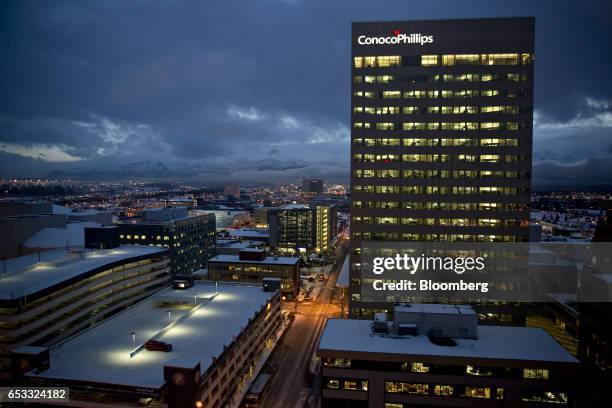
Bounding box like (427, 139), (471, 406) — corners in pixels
(145, 340), (173, 352)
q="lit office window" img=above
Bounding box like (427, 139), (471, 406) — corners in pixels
(481, 53), (519, 65)
(434, 385), (454, 396)
(382, 91), (401, 98)
(376, 55), (401, 67)
(421, 55), (438, 66)
(464, 386), (491, 399)
(376, 122), (395, 130)
(523, 368), (550, 379)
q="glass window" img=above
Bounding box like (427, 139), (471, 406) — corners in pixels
(442, 54), (479, 65)
(383, 91), (401, 99)
(523, 368), (549, 379)
(421, 55), (438, 66)
(481, 53), (519, 65)
(377, 56), (401, 67)
(411, 362), (429, 373)
(522, 391), (567, 404)
(434, 385), (454, 396)
(376, 122), (395, 130)
(464, 386), (491, 399)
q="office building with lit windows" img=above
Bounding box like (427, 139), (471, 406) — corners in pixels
(318, 304), (578, 408)
(208, 249), (300, 300)
(349, 18), (534, 317)
(269, 204), (315, 252)
(118, 209), (216, 276)
(311, 201), (338, 254)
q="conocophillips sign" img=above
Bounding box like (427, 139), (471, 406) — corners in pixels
(357, 29), (433, 46)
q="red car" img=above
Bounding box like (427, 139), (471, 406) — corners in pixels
(145, 340), (173, 352)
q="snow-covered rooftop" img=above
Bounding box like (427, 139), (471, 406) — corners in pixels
(280, 204), (309, 210)
(0, 246), (167, 300)
(22, 221), (100, 249)
(29, 282), (274, 389)
(394, 304), (476, 315)
(319, 319), (578, 364)
(208, 254), (299, 265)
(227, 228), (269, 238)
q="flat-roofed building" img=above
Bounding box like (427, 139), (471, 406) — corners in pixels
(216, 239), (264, 256)
(253, 206), (277, 228)
(269, 204), (315, 253)
(118, 210), (216, 276)
(0, 245), (170, 379)
(16, 282), (283, 408)
(318, 304), (578, 408)
(303, 178), (324, 194)
(208, 251), (300, 300)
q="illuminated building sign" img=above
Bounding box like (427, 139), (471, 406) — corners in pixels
(357, 29), (434, 46)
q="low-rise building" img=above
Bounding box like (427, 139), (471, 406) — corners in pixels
(0, 245), (170, 379)
(15, 282), (282, 408)
(318, 304), (579, 408)
(208, 250), (299, 300)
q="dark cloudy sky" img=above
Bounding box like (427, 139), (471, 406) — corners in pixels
(1, 0), (611, 185)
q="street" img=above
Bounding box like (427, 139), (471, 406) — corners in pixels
(261, 240), (348, 408)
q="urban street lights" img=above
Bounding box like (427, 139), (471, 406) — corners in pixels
(167, 310), (171, 325)
(193, 293), (198, 305)
(130, 331), (136, 349)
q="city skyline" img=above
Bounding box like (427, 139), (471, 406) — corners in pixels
(1, 0), (611, 186)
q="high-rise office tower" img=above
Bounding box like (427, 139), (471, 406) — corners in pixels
(350, 18), (534, 317)
(302, 178), (324, 194)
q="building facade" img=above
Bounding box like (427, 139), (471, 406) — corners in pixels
(318, 304), (578, 408)
(208, 250), (299, 300)
(349, 18), (534, 317)
(303, 178), (324, 194)
(313, 203), (338, 254)
(14, 283), (282, 408)
(269, 204), (315, 252)
(0, 246), (170, 380)
(118, 211), (216, 275)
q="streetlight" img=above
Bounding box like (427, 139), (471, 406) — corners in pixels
(193, 293), (198, 305)
(215, 281), (218, 294)
(130, 331), (136, 349)
(167, 310), (171, 325)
